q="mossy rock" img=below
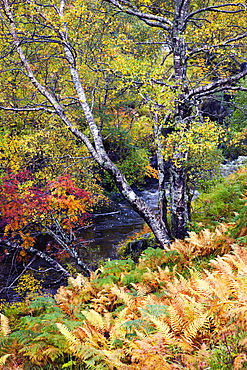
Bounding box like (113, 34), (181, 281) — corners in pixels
(119, 233), (157, 261)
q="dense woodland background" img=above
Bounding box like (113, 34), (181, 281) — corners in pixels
(0, 0), (247, 368)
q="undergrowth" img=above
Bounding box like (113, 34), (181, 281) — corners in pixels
(0, 168), (247, 369)
(192, 166), (247, 227)
(0, 221), (247, 369)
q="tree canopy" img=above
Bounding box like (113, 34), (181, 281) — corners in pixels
(0, 0), (246, 252)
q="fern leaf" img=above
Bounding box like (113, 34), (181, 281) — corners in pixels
(42, 346), (63, 361)
(0, 354), (12, 366)
(223, 251), (247, 275)
(169, 306), (186, 334)
(0, 314), (10, 336)
(182, 314), (209, 344)
(56, 323), (81, 347)
(234, 353), (247, 370)
(81, 309), (105, 330)
(140, 312), (174, 342)
(110, 286), (132, 306)
(68, 273), (87, 288)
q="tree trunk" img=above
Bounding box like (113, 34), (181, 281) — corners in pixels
(102, 157), (171, 249)
(169, 1), (190, 239)
(169, 160), (189, 239)
(154, 115), (171, 237)
(3, 0), (171, 250)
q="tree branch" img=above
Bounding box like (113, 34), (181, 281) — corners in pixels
(45, 228), (91, 276)
(0, 238), (71, 278)
(0, 105), (55, 113)
(187, 32), (247, 59)
(106, 0), (173, 30)
(0, 256), (36, 293)
(188, 69), (247, 99)
(186, 3), (246, 23)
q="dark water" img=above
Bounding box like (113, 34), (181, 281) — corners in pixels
(82, 184), (159, 260)
(1, 156), (246, 302)
(0, 184), (159, 302)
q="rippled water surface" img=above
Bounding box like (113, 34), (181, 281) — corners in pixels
(0, 183), (159, 301)
(82, 184), (159, 259)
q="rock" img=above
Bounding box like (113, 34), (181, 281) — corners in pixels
(122, 233), (157, 261)
(220, 156), (247, 177)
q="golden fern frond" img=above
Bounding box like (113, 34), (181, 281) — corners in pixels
(182, 294), (207, 318)
(0, 354), (12, 366)
(234, 353), (247, 370)
(0, 314), (10, 336)
(81, 309), (106, 330)
(173, 225), (232, 259)
(129, 333), (175, 370)
(56, 323), (81, 347)
(169, 305), (186, 335)
(130, 281), (151, 296)
(185, 269), (212, 299)
(188, 276), (213, 300)
(222, 250), (247, 274)
(211, 256), (235, 276)
(211, 259), (242, 294)
(215, 222), (229, 235)
(173, 229), (212, 258)
(141, 312), (175, 342)
(115, 306), (131, 323)
(225, 304), (247, 321)
(111, 286), (132, 306)
(182, 314), (209, 344)
(90, 289), (117, 314)
(68, 273), (87, 288)
(77, 323), (109, 348)
(204, 274), (233, 302)
(189, 228), (213, 247)
(155, 265), (171, 282)
(171, 238), (190, 257)
(209, 299), (237, 321)
(166, 276), (188, 297)
(170, 295), (187, 318)
(55, 285), (75, 307)
(89, 269), (100, 281)
(101, 349), (128, 370)
(58, 322), (125, 370)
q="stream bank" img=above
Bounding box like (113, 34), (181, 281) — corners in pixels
(0, 157), (246, 302)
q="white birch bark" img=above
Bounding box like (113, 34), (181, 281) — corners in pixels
(2, 0), (171, 249)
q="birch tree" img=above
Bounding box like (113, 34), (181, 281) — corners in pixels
(105, 0), (247, 238)
(0, 0), (246, 248)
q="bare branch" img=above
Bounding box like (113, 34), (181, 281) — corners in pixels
(191, 85), (247, 100)
(188, 69), (247, 99)
(0, 238), (71, 278)
(0, 105), (55, 113)
(187, 32), (247, 59)
(0, 257), (36, 293)
(45, 228), (90, 276)
(186, 3), (246, 23)
(106, 0), (173, 30)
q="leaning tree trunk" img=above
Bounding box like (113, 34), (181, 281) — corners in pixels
(102, 156), (171, 248)
(3, 0), (171, 249)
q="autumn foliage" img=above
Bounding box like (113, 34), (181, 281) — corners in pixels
(1, 225), (247, 369)
(0, 170), (92, 248)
